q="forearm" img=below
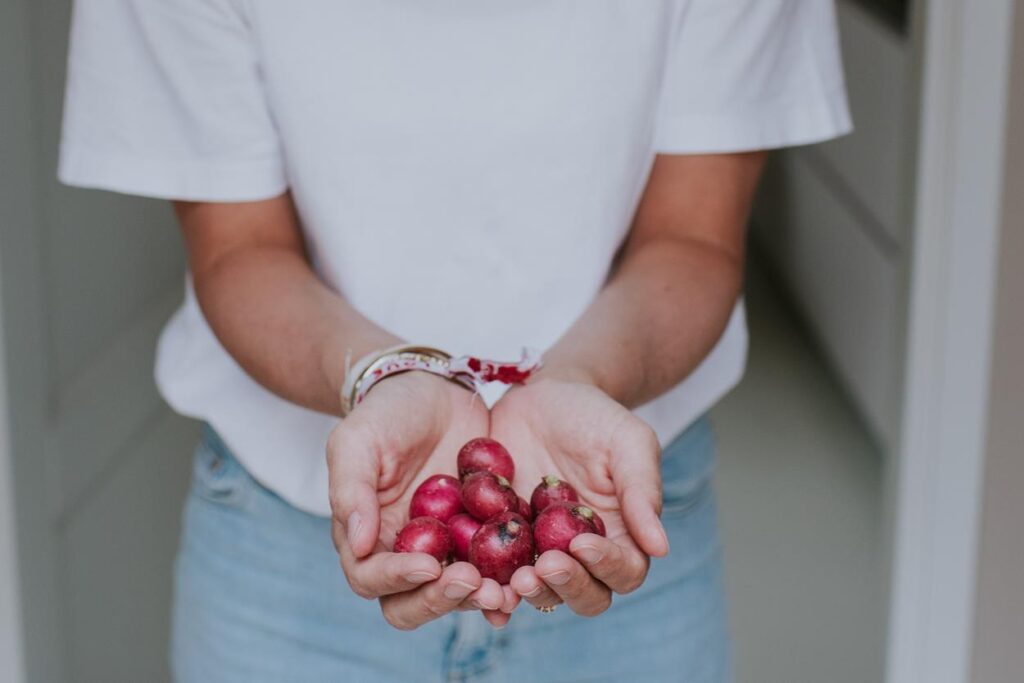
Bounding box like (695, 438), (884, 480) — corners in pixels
(194, 246), (399, 415)
(537, 152), (763, 409)
(176, 196), (399, 416)
(540, 238), (742, 408)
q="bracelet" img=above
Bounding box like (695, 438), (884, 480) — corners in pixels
(340, 344), (542, 416)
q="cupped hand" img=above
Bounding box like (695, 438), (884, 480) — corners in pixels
(327, 372), (519, 630)
(489, 378), (668, 617)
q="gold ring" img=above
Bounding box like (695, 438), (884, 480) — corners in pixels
(535, 605), (557, 614)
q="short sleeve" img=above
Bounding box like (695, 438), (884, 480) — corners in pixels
(59, 0), (287, 201)
(654, 0), (853, 154)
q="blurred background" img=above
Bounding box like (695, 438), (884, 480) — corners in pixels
(1, 0), (1021, 682)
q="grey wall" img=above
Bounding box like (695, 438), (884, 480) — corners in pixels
(970, 3), (1024, 680)
(1, 0), (199, 680)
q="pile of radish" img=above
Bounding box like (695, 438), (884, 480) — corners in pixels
(393, 438), (605, 584)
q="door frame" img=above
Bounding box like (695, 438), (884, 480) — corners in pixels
(887, 1), (1017, 682)
(0, 0), (61, 681)
(0, 0), (30, 679)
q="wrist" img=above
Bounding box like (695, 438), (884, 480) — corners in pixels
(379, 369), (467, 408)
(530, 365), (594, 387)
(529, 357), (602, 390)
(340, 344), (471, 415)
(532, 354), (638, 407)
(320, 333), (401, 413)
(339, 344), (543, 415)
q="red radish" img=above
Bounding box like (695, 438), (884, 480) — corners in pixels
(461, 471), (518, 522)
(517, 495), (533, 522)
(533, 502), (606, 555)
(530, 475), (579, 518)
(394, 517), (453, 563)
(447, 513), (482, 563)
(457, 438), (515, 482)
(409, 474), (463, 523)
(468, 511), (534, 584)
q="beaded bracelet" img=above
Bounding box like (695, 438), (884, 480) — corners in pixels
(341, 345), (541, 416)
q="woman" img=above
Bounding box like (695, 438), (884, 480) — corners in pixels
(60, 1), (850, 680)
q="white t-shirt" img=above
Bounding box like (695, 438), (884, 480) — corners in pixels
(60, 0), (851, 517)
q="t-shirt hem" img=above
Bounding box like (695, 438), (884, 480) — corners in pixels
(653, 89), (853, 155)
(58, 143), (289, 202)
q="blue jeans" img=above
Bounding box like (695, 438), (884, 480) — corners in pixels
(171, 418), (732, 682)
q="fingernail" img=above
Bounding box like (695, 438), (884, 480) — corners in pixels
(541, 570), (571, 586)
(444, 580), (476, 600)
(522, 586), (544, 598)
(658, 526), (670, 554)
(405, 572), (437, 584)
(347, 512), (362, 547)
(575, 546), (604, 565)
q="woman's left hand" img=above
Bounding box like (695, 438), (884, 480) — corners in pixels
(489, 378), (669, 616)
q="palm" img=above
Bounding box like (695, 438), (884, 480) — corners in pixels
(330, 373), (662, 626)
(336, 373), (489, 549)
(490, 380), (650, 544)
(374, 421), (484, 548)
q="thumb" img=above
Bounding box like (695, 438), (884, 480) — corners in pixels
(610, 420), (669, 558)
(327, 424), (381, 559)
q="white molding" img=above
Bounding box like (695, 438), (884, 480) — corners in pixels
(887, 1), (1016, 683)
(0, 314), (25, 683)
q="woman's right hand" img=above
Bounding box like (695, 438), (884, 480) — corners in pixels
(327, 371), (517, 630)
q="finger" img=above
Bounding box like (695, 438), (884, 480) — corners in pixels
(483, 610), (512, 629)
(509, 566), (562, 611)
(569, 533), (649, 595)
(534, 550), (612, 617)
(379, 563), (485, 631)
(459, 607), (511, 628)
(338, 542), (441, 599)
(327, 425), (382, 559)
(500, 584), (521, 614)
(456, 580), (516, 628)
(610, 421), (669, 557)
(466, 578), (506, 612)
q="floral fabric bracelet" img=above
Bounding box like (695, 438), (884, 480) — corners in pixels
(341, 345), (541, 416)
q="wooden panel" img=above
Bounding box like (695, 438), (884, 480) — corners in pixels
(30, 0), (187, 391)
(62, 412), (199, 683)
(754, 153), (904, 447)
(818, 0), (913, 248)
(45, 191), (186, 392)
(49, 286), (183, 523)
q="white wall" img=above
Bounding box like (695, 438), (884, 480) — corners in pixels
(886, 0), (1017, 681)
